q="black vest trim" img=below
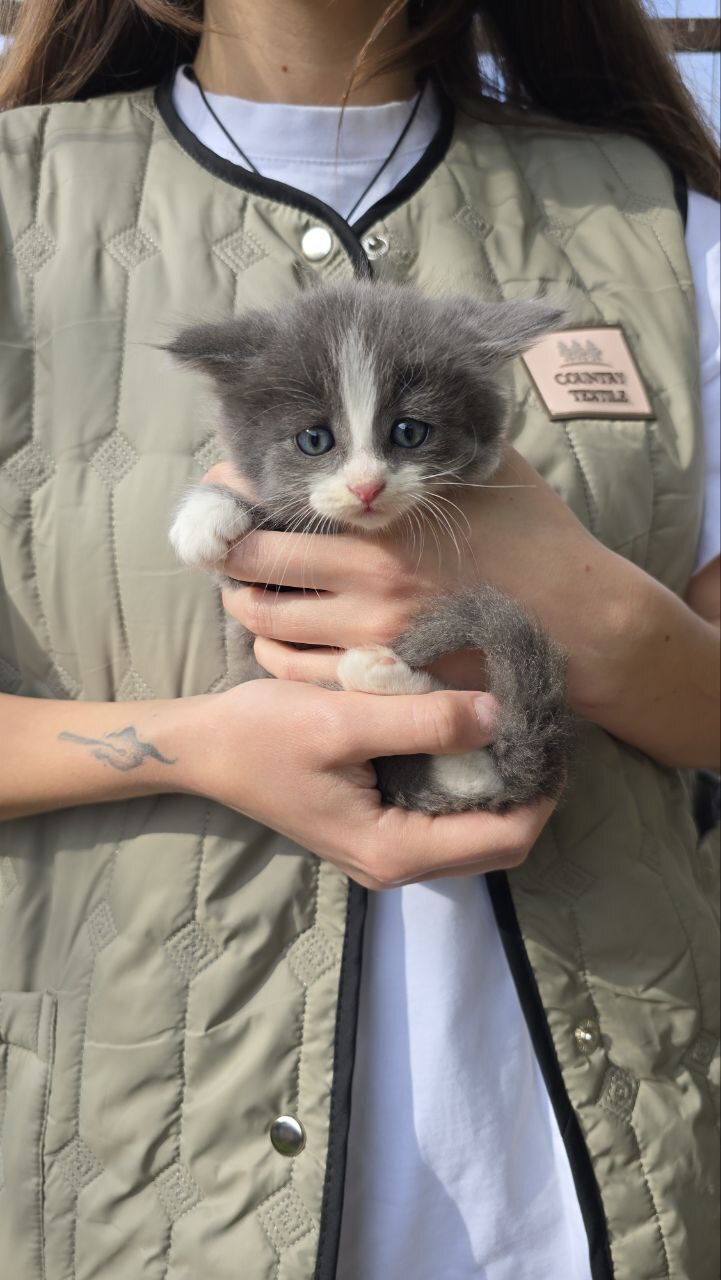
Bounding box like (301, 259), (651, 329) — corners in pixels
(313, 881), (367, 1280)
(154, 73), (455, 277)
(670, 165), (689, 229)
(486, 871), (615, 1280)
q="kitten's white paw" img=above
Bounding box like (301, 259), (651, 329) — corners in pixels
(169, 486), (252, 566)
(430, 749), (505, 803)
(337, 646), (440, 695)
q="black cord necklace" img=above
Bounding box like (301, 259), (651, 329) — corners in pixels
(185, 65), (427, 224)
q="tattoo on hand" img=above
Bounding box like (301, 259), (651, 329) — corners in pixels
(58, 726), (176, 772)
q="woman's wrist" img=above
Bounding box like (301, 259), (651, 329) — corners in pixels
(0, 691), (219, 820)
(148, 692), (235, 803)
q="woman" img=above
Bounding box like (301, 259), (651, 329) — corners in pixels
(0, 2), (718, 1278)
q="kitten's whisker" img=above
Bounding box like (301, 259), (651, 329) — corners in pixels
(407, 506), (426, 575)
(430, 481), (537, 491)
(276, 506), (320, 593)
(399, 509), (418, 567)
(433, 498), (474, 559)
(429, 491), (472, 537)
(261, 503), (315, 591)
(415, 493), (465, 565)
(423, 497), (462, 561)
(413, 496), (443, 568)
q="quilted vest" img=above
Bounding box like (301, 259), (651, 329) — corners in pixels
(0, 80), (718, 1280)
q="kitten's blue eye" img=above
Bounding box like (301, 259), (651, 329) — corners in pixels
(390, 419), (430, 449)
(296, 427), (335, 456)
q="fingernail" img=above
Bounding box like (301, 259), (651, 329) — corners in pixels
(474, 696), (496, 734)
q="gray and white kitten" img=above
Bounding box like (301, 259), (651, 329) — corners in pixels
(168, 281), (572, 814)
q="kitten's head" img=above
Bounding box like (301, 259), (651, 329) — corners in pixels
(168, 281), (562, 532)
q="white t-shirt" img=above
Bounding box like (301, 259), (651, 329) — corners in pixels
(173, 67), (721, 1280)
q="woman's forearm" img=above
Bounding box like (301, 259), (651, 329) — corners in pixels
(561, 551), (720, 771)
(453, 453), (721, 771)
(0, 692), (194, 819)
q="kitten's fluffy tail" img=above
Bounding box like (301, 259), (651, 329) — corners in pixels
(392, 588), (574, 809)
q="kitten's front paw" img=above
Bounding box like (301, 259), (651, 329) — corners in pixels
(169, 485), (252, 567)
(337, 646), (440, 695)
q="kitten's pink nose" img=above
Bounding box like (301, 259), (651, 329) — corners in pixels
(348, 480), (385, 506)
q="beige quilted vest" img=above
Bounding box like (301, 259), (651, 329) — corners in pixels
(0, 79), (717, 1280)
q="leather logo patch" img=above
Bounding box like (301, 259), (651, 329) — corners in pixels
(521, 327), (653, 420)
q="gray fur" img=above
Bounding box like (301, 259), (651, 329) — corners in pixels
(378, 588), (573, 813)
(168, 280), (573, 814)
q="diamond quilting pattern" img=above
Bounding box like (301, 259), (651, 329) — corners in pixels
(87, 901), (118, 954)
(288, 927), (342, 988)
(14, 225), (56, 274)
(624, 193), (659, 223)
(683, 1031), (718, 1076)
(598, 1065), (639, 1121)
(0, 858), (18, 907)
(2, 441), (54, 497)
(453, 204), (492, 241)
(212, 227), (266, 275)
(258, 1183), (316, 1255)
(45, 664), (81, 700)
(543, 215), (575, 246)
(542, 858), (594, 900)
(165, 920), (221, 982)
(56, 1137), (103, 1191)
(116, 668), (155, 702)
(194, 436), (225, 473)
(0, 657), (21, 694)
(90, 431), (138, 487)
(154, 1162), (202, 1222)
(106, 227), (158, 272)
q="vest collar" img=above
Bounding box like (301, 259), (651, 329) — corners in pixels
(154, 71), (455, 277)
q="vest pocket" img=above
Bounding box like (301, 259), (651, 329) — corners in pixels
(0, 991), (56, 1280)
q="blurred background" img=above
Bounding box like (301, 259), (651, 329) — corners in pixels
(654, 0), (720, 133)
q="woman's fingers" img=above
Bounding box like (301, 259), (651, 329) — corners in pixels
(201, 461), (252, 494)
(202, 462), (366, 590)
(222, 532), (348, 591)
(253, 637), (341, 683)
(355, 796), (555, 887)
(335, 688), (498, 761)
(223, 584), (406, 647)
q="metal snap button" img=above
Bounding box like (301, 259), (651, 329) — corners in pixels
(573, 1018), (601, 1056)
(270, 1114), (306, 1156)
(301, 226), (333, 261)
(362, 233), (389, 260)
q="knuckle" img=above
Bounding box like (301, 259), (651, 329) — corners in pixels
(227, 532), (261, 582)
(370, 607), (409, 647)
(253, 636), (283, 676)
(359, 849), (399, 890)
(224, 586), (250, 625)
(502, 842), (529, 869)
(418, 696), (464, 754)
(243, 592), (275, 636)
(370, 551), (409, 595)
(201, 462), (229, 486)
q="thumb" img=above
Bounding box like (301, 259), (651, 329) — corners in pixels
(342, 690), (498, 762)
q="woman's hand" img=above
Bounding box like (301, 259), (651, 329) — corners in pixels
(179, 679), (554, 890)
(206, 451), (720, 772)
(203, 460), (491, 690)
(206, 451), (609, 694)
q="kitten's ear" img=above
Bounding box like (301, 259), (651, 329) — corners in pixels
(462, 298), (567, 365)
(164, 313), (276, 382)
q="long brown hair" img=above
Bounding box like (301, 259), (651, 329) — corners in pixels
(0, 0), (718, 199)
